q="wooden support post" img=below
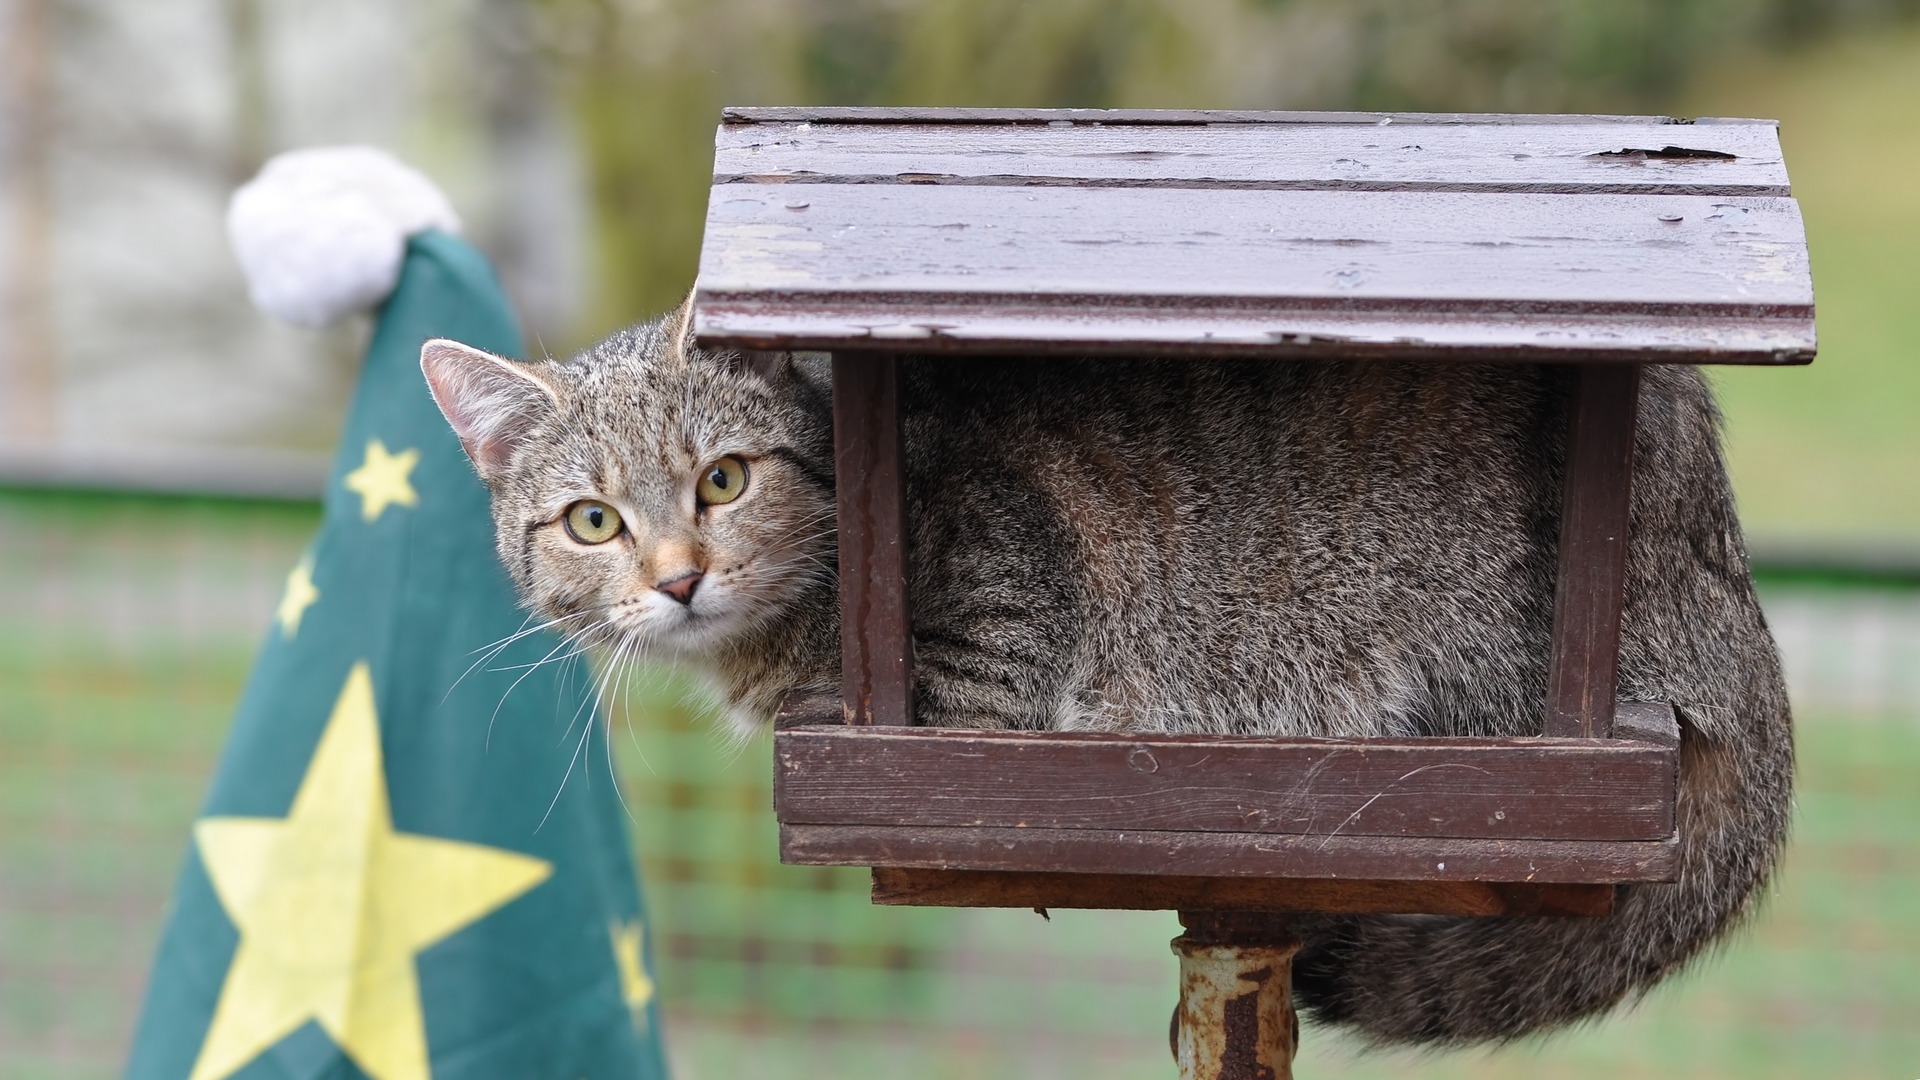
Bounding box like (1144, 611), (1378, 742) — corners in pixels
(832, 353), (914, 726)
(1545, 363), (1642, 738)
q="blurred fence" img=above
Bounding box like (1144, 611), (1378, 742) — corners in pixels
(1, 486), (1916, 1080)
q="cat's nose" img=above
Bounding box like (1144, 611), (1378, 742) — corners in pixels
(656, 571), (703, 606)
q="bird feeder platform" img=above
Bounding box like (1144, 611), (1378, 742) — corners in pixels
(691, 106), (1812, 1077)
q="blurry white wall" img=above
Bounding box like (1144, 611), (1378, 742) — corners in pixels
(0, 0), (589, 495)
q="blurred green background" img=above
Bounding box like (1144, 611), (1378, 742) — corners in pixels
(3, 1), (1920, 1078)
(9, 489), (1915, 1080)
(552, 0), (1920, 541)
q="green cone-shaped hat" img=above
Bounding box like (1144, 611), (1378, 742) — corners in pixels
(126, 232), (668, 1080)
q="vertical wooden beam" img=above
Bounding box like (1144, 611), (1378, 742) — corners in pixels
(832, 353), (914, 726)
(1545, 364), (1642, 738)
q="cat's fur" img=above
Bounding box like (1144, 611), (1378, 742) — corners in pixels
(421, 297), (1793, 1048)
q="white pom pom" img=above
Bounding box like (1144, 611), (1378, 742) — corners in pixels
(227, 146), (462, 327)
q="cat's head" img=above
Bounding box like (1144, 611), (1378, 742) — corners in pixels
(420, 296), (836, 663)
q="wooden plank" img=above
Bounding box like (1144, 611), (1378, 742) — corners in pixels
(698, 295), (1812, 365)
(716, 121), (1788, 196)
(1609, 701), (1680, 747)
(700, 186), (1808, 308)
(784, 824), (1679, 883)
(1546, 364), (1642, 737)
(832, 354), (913, 726)
(722, 106), (1719, 126)
(778, 693), (1678, 742)
(774, 725), (1675, 841)
(695, 185), (1813, 363)
(870, 868), (1615, 917)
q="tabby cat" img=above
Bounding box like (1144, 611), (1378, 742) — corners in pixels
(421, 295), (1792, 1047)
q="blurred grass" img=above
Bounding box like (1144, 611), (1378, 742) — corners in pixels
(1692, 25), (1920, 542)
(5, 562), (1916, 1078)
(608, 669), (960, 1028)
(5, 492), (1913, 1080)
(0, 489), (318, 1077)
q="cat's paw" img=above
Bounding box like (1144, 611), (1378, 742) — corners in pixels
(227, 146), (461, 327)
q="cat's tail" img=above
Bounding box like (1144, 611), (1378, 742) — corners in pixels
(1289, 693), (1794, 1046)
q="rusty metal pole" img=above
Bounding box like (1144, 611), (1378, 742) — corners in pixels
(1172, 912), (1301, 1080)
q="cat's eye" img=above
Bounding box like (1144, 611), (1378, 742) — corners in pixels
(564, 500), (623, 544)
(696, 456), (749, 506)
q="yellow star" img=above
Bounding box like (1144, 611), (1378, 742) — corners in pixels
(609, 918), (656, 1021)
(343, 439), (420, 522)
(274, 556), (320, 638)
(188, 662), (552, 1080)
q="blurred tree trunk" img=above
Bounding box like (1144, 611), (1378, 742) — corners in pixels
(475, 0), (592, 350)
(572, 62), (719, 330)
(550, 0), (730, 330)
(224, 0), (270, 184)
(3, 0), (57, 442)
(225, 0), (272, 182)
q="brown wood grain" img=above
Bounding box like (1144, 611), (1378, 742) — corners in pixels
(697, 294), (1812, 365)
(700, 186), (1807, 307)
(775, 691), (1678, 740)
(1609, 701), (1680, 746)
(694, 185), (1812, 364)
(774, 725), (1675, 840)
(715, 120), (1787, 196)
(721, 106), (1727, 126)
(1546, 364), (1643, 737)
(869, 868), (1615, 917)
(832, 354), (913, 726)
(784, 824), (1679, 883)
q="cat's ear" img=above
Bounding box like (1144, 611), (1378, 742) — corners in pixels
(420, 339), (560, 479)
(664, 288), (698, 361)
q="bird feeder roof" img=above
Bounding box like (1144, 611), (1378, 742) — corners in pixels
(693, 107), (1814, 365)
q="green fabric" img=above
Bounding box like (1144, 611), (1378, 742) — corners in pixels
(125, 232), (668, 1080)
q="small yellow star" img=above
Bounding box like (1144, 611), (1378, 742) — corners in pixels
(610, 918), (656, 1021)
(188, 662), (552, 1080)
(343, 439), (420, 522)
(274, 556), (320, 638)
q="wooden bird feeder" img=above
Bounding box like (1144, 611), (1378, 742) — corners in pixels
(691, 106), (1813, 1077)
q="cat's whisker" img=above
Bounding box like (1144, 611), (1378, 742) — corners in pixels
(746, 559), (838, 589)
(757, 520), (839, 553)
(590, 635), (640, 825)
(537, 697), (599, 833)
(605, 636), (659, 811)
(768, 550), (840, 573)
(486, 628), (586, 750)
(448, 610), (597, 705)
(772, 507), (838, 530)
(559, 649), (594, 742)
(492, 622), (609, 751)
(474, 609), (596, 662)
(561, 636), (609, 751)
(484, 614), (613, 674)
(621, 652), (661, 779)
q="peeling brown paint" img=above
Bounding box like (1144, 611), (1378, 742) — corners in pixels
(1172, 914), (1301, 1080)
